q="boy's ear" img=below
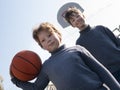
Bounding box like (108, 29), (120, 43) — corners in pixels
(57, 2), (84, 28)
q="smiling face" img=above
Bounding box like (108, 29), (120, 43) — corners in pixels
(64, 7), (87, 30)
(69, 12), (86, 29)
(37, 30), (61, 53)
(32, 22), (62, 53)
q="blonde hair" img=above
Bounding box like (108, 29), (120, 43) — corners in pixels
(33, 22), (62, 47)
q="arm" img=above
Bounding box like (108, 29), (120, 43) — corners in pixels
(77, 45), (120, 90)
(11, 78), (37, 90)
(11, 69), (49, 90)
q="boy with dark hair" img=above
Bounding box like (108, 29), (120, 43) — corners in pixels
(63, 6), (120, 83)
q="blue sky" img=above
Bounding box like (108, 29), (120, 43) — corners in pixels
(0, 0), (120, 90)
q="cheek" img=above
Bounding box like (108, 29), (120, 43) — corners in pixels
(56, 35), (61, 44)
(71, 20), (76, 27)
(72, 24), (75, 27)
(70, 21), (75, 27)
(71, 22), (76, 27)
(41, 43), (47, 49)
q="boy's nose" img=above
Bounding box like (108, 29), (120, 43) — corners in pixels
(75, 20), (79, 25)
(47, 38), (51, 44)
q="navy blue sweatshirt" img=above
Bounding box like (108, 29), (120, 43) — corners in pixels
(76, 25), (120, 73)
(11, 45), (120, 90)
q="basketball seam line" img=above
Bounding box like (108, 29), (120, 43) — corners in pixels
(12, 64), (36, 75)
(18, 55), (40, 71)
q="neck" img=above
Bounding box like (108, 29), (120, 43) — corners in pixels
(78, 24), (88, 31)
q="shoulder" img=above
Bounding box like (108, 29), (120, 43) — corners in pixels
(94, 25), (107, 29)
(69, 45), (83, 50)
(69, 45), (88, 53)
(93, 25), (111, 33)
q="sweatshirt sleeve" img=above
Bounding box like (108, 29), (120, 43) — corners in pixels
(77, 45), (120, 90)
(11, 78), (37, 90)
(11, 69), (49, 90)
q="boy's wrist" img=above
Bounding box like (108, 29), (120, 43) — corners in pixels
(11, 77), (21, 86)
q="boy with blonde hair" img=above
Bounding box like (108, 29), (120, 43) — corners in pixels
(10, 22), (120, 90)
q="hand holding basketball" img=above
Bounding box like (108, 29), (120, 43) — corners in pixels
(10, 50), (42, 81)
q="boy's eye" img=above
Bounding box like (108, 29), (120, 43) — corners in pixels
(41, 39), (45, 43)
(72, 19), (75, 22)
(76, 15), (79, 18)
(48, 34), (52, 37)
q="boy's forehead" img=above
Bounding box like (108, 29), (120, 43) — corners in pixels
(41, 29), (52, 33)
(71, 12), (78, 16)
(69, 12), (81, 20)
(38, 30), (52, 38)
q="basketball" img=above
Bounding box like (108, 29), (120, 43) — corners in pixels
(10, 50), (42, 81)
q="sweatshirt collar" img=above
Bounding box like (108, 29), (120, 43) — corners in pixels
(80, 25), (91, 34)
(51, 44), (66, 55)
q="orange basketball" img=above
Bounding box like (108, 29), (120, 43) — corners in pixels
(10, 50), (42, 81)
